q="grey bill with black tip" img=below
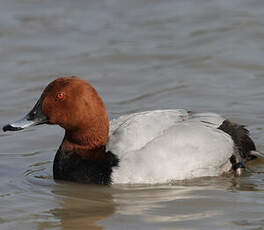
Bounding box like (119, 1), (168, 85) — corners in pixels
(3, 98), (49, 132)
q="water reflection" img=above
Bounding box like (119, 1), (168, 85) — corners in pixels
(51, 184), (116, 230)
(18, 156), (115, 230)
(106, 173), (264, 229)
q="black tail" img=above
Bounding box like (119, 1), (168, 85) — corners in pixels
(218, 120), (256, 161)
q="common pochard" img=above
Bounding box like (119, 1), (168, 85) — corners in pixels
(3, 76), (263, 184)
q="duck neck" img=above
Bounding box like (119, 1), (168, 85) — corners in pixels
(61, 126), (109, 160)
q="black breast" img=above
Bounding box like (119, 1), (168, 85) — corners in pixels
(53, 147), (119, 184)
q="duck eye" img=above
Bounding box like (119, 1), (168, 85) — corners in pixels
(56, 92), (64, 100)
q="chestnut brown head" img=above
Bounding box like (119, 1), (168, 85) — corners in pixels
(41, 77), (108, 130)
(3, 76), (109, 147)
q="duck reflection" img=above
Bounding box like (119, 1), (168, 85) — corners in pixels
(49, 182), (116, 230)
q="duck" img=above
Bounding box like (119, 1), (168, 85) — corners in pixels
(2, 76), (263, 184)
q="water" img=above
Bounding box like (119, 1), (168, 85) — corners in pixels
(1, 0), (264, 229)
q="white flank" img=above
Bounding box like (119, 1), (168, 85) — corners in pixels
(106, 110), (234, 184)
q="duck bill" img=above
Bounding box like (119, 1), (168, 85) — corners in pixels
(3, 98), (49, 132)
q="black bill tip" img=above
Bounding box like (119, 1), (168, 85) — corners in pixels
(2, 124), (23, 132)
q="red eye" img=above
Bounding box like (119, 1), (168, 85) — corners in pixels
(56, 92), (64, 100)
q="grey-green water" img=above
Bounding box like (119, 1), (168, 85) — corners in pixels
(1, 0), (264, 229)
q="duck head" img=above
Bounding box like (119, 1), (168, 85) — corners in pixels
(3, 76), (109, 158)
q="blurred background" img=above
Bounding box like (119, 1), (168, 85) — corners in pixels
(1, 0), (264, 229)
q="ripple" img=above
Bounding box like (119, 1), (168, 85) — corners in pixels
(116, 84), (187, 105)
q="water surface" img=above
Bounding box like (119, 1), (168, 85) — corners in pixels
(1, 0), (264, 229)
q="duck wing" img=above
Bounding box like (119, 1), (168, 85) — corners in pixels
(107, 109), (190, 155)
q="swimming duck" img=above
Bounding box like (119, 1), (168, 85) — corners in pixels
(3, 76), (263, 184)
